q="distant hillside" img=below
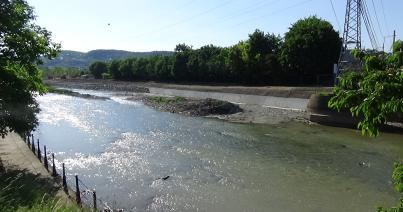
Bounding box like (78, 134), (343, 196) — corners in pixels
(42, 49), (173, 69)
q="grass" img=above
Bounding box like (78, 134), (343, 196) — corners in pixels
(0, 161), (81, 212)
(317, 91), (334, 97)
(147, 96), (186, 104)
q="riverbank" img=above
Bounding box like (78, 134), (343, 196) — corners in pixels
(45, 79), (313, 124)
(48, 87), (110, 100)
(45, 79), (331, 98)
(0, 133), (77, 211)
(131, 95), (243, 117)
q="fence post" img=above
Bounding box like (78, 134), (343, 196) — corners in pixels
(37, 139), (41, 162)
(62, 163), (68, 193)
(44, 146), (48, 171)
(31, 134), (35, 153)
(52, 153), (57, 176)
(93, 189), (97, 211)
(75, 175), (81, 205)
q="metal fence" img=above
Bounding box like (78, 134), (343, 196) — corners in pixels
(24, 133), (112, 211)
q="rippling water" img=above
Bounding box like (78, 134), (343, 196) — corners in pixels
(34, 90), (403, 211)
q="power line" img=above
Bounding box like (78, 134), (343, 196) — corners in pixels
(329, 0), (341, 32)
(370, 0), (384, 37)
(362, 0), (379, 49)
(215, 0), (279, 23)
(230, 0), (315, 28)
(136, 0), (200, 31)
(133, 0), (235, 39)
(379, 0), (390, 32)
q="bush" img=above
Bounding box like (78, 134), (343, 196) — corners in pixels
(393, 163), (403, 193)
(89, 61), (108, 79)
(377, 163), (403, 212)
(101, 72), (112, 79)
(329, 50), (403, 136)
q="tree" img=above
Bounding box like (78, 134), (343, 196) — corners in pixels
(227, 41), (248, 82)
(109, 60), (122, 79)
(329, 50), (403, 136)
(0, 0), (60, 137)
(247, 30), (282, 83)
(172, 44), (192, 80)
(89, 61), (108, 79)
(392, 40), (403, 65)
(281, 16), (341, 84)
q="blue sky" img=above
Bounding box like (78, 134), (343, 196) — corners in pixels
(27, 0), (402, 52)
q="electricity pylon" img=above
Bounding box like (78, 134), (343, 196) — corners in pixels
(337, 0), (363, 77)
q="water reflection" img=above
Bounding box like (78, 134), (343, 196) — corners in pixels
(35, 91), (403, 211)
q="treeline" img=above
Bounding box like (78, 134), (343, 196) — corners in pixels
(42, 67), (88, 79)
(90, 16), (342, 85)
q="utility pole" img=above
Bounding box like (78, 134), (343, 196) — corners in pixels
(392, 30), (396, 53)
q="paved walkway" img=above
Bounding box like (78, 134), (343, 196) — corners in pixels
(0, 133), (48, 175)
(0, 132), (73, 204)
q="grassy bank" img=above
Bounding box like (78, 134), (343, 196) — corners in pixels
(0, 161), (81, 212)
(147, 96), (186, 104)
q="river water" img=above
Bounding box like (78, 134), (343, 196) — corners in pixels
(34, 90), (403, 211)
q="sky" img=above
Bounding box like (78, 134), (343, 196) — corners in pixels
(27, 0), (402, 52)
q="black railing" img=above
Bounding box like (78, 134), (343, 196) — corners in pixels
(24, 133), (111, 211)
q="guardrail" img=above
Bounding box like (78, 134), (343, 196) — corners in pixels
(24, 133), (111, 211)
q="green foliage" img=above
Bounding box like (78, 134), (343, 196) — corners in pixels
(0, 164), (80, 212)
(92, 28), (294, 84)
(377, 163), (403, 212)
(392, 40), (403, 67)
(393, 40), (403, 53)
(41, 67), (85, 79)
(101, 72), (112, 79)
(329, 50), (403, 136)
(0, 0), (60, 137)
(281, 16), (341, 84)
(41, 50), (173, 69)
(147, 96), (186, 104)
(15, 198), (81, 212)
(89, 18), (340, 85)
(89, 61), (108, 79)
(393, 163), (403, 193)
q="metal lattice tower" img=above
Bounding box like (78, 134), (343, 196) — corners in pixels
(338, 0), (363, 74)
(342, 0), (362, 50)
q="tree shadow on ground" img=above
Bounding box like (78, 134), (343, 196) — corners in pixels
(0, 159), (61, 211)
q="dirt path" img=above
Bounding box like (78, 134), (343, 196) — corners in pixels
(0, 132), (73, 204)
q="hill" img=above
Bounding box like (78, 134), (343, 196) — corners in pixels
(42, 49), (172, 68)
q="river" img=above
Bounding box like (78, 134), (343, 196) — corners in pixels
(34, 90), (403, 211)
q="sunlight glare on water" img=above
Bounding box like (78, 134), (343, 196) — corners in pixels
(35, 91), (403, 211)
